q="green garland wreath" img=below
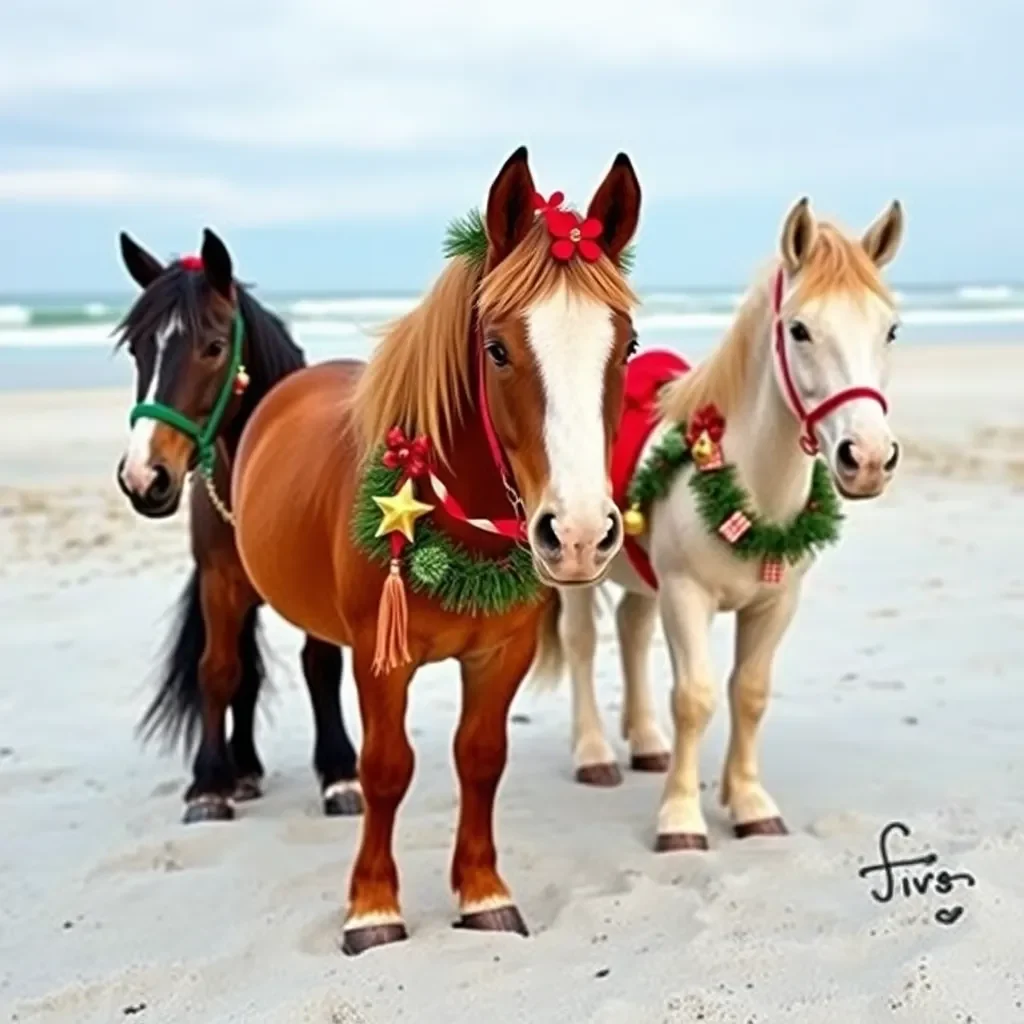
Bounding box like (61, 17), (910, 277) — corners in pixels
(626, 425), (844, 566)
(443, 208), (637, 274)
(352, 451), (542, 616)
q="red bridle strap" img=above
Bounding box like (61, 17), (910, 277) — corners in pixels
(771, 268), (888, 456)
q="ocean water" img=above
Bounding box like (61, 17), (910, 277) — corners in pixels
(1, 284), (1023, 392)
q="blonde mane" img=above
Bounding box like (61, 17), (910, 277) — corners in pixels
(350, 216), (637, 460)
(660, 222), (893, 425)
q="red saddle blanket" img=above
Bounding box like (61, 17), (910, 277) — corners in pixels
(611, 349), (690, 589)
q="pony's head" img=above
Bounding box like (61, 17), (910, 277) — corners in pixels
(116, 229), (257, 518)
(352, 146), (641, 586)
(476, 148), (641, 584)
(774, 197), (905, 499)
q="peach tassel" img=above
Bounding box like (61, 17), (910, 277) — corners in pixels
(372, 558), (411, 675)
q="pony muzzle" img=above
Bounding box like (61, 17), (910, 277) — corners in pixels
(529, 501), (623, 584)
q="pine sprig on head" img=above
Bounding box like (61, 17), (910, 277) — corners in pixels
(441, 206), (637, 276)
(442, 209), (488, 265)
(619, 243), (637, 275)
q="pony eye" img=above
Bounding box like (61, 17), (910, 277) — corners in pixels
(485, 339), (509, 368)
(626, 331), (639, 360)
(886, 324), (899, 345)
(203, 339), (227, 359)
(789, 320), (811, 343)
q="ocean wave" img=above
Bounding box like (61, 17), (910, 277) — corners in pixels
(0, 305), (31, 327)
(956, 285), (1015, 303)
(288, 297), (416, 319)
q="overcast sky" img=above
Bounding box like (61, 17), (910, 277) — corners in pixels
(1, 0), (1020, 293)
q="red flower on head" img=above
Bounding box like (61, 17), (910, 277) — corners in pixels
(532, 191), (565, 216)
(178, 255), (203, 271)
(685, 404), (726, 446)
(548, 212), (603, 263)
(383, 426), (432, 478)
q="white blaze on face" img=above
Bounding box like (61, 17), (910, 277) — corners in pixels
(525, 285), (615, 531)
(784, 291), (895, 467)
(121, 314), (180, 494)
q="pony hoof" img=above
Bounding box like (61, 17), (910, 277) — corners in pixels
(655, 832), (708, 853)
(630, 752), (671, 773)
(574, 763), (623, 787)
(735, 817), (788, 839)
(455, 905), (529, 937)
(323, 781), (364, 817)
(182, 797), (234, 824)
(233, 775), (263, 802)
(341, 922), (408, 956)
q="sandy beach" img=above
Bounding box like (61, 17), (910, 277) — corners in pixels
(2, 341), (1023, 1023)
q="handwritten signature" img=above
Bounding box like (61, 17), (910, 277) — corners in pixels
(858, 821), (976, 926)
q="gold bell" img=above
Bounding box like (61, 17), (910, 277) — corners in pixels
(623, 505), (646, 536)
(233, 365), (250, 396)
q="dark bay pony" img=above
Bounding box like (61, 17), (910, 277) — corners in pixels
(232, 147), (642, 954)
(116, 229), (362, 823)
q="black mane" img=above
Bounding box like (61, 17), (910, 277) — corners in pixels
(116, 264), (306, 434)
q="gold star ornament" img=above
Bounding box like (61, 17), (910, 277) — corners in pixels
(373, 479), (434, 542)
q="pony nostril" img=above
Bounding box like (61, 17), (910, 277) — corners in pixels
(533, 513), (561, 557)
(884, 441), (900, 473)
(598, 513), (621, 554)
(836, 440), (860, 473)
(147, 464), (173, 504)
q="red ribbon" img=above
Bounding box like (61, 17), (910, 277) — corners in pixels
(178, 255), (204, 271)
(383, 427), (431, 478)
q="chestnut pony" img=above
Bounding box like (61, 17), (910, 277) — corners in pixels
(232, 146), (642, 954)
(116, 229), (362, 823)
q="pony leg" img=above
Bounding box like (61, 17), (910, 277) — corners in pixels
(301, 636), (362, 817)
(616, 591), (670, 772)
(450, 637), (535, 935)
(185, 568), (258, 824)
(561, 587), (621, 786)
(228, 605), (266, 802)
(655, 575), (717, 851)
(343, 650), (416, 956)
(721, 592), (798, 837)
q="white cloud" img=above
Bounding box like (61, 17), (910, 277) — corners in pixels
(0, 0), (990, 227)
(0, 164), (482, 225)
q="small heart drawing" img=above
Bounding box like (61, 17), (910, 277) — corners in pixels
(934, 905), (965, 926)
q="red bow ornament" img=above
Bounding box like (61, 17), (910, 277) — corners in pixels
(382, 427), (432, 479)
(178, 255), (204, 271)
(686, 404), (727, 472)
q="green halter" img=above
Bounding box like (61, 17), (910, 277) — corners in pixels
(129, 311), (245, 477)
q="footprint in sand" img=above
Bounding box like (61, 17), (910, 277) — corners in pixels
(88, 833), (227, 878)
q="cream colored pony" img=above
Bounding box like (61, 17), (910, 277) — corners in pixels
(539, 197), (905, 850)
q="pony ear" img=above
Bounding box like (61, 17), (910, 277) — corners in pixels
(586, 152), (642, 264)
(119, 232), (164, 289)
(779, 197), (817, 274)
(200, 228), (234, 298)
(861, 200), (904, 269)
(485, 146), (536, 268)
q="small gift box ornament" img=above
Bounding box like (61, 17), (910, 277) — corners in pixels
(760, 557), (785, 585)
(718, 510), (752, 545)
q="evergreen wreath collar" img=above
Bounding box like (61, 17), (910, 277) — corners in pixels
(353, 445), (542, 620)
(624, 404), (843, 584)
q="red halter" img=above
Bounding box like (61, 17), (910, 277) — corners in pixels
(473, 331), (528, 540)
(771, 268), (888, 456)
